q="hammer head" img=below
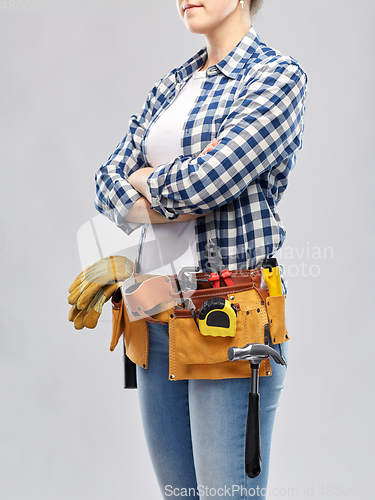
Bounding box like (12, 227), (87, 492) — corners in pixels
(227, 343), (286, 366)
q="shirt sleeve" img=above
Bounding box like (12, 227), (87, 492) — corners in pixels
(147, 62), (307, 219)
(94, 84), (159, 234)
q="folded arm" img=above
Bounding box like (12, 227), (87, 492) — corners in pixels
(94, 82), (161, 233)
(127, 139), (218, 206)
(145, 63), (307, 220)
(95, 78), (216, 229)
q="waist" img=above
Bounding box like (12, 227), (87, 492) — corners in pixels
(122, 268), (266, 322)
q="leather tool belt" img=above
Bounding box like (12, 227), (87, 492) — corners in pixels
(122, 269), (269, 320)
(116, 268), (289, 381)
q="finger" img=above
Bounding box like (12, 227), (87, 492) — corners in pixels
(199, 145), (213, 157)
(73, 309), (86, 330)
(199, 138), (219, 157)
(83, 310), (100, 329)
(199, 146), (210, 157)
(68, 305), (80, 322)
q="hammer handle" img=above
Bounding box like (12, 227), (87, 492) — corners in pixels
(123, 338), (137, 389)
(245, 393), (261, 478)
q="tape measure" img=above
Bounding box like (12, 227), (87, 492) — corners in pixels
(198, 297), (237, 338)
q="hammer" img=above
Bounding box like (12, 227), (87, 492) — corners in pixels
(227, 343), (287, 478)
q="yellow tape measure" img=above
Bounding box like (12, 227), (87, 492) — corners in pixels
(198, 297), (237, 337)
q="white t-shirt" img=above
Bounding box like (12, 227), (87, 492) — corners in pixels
(139, 69), (206, 275)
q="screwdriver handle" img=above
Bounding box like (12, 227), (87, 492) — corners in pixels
(262, 265), (283, 296)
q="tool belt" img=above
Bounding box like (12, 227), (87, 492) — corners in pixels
(111, 268), (289, 381)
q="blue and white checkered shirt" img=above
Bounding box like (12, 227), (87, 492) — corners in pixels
(95, 28), (307, 271)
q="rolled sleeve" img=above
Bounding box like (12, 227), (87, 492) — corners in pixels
(95, 84), (160, 234)
(95, 168), (143, 234)
(94, 129), (144, 234)
(147, 156), (186, 219)
(147, 63), (307, 216)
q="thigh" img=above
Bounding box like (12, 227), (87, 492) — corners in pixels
(188, 341), (288, 500)
(136, 321), (198, 498)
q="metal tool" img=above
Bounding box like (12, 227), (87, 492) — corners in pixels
(206, 239), (225, 274)
(227, 343), (286, 478)
(206, 239), (234, 287)
(177, 266), (200, 292)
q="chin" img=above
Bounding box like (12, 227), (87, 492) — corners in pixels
(184, 19), (214, 35)
(185, 24), (207, 35)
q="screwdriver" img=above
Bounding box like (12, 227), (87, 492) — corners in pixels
(261, 258), (283, 296)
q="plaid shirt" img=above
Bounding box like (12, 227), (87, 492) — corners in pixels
(95, 28), (307, 271)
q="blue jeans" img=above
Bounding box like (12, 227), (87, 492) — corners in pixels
(136, 321), (288, 499)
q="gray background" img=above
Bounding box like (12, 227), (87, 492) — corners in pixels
(1, 0), (374, 499)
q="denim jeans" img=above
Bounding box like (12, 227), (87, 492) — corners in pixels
(136, 321), (288, 499)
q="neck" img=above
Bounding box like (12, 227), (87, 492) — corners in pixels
(201, 17), (251, 71)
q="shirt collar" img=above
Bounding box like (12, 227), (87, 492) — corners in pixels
(175, 27), (260, 83)
(216, 26), (259, 79)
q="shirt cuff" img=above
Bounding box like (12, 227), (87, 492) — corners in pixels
(147, 161), (180, 220)
(113, 189), (145, 235)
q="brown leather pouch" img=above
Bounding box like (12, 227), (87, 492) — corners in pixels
(168, 285), (274, 381)
(111, 293), (150, 368)
(110, 291), (125, 352)
(265, 295), (289, 344)
(112, 272), (289, 381)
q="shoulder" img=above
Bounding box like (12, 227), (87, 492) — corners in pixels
(241, 32), (307, 87)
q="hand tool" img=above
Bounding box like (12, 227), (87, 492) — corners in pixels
(262, 257), (283, 296)
(206, 239), (234, 287)
(177, 266), (200, 293)
(199, 297), (237, 337)
(176, 262), (238, 337)
(228, 343), (286, 478)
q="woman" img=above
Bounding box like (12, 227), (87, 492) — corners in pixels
(95, 0), (307, 498)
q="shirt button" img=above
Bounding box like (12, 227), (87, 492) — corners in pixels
(207, 67), (218, 76)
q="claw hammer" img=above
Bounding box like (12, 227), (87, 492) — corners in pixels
(227, 343), (287, 478)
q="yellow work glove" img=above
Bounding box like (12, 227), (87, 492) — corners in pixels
(68, 256), (134, 330)
(68, 282), (121, 329)
(68, 256), (133, 308)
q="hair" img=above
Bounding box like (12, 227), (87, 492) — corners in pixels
(250, 0), (263, 15)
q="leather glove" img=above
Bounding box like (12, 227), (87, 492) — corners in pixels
(68, 256), (133, 307)
(69, 282), (120, 329)
(68, 256), (134, 330)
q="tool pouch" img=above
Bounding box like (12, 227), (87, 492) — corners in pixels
(265, 295), (289, 344)
(111, 272), (288, 381)
(111, 290), (150, 369)
(168, 283), (284, 381)
(110, 289), (125, 352)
